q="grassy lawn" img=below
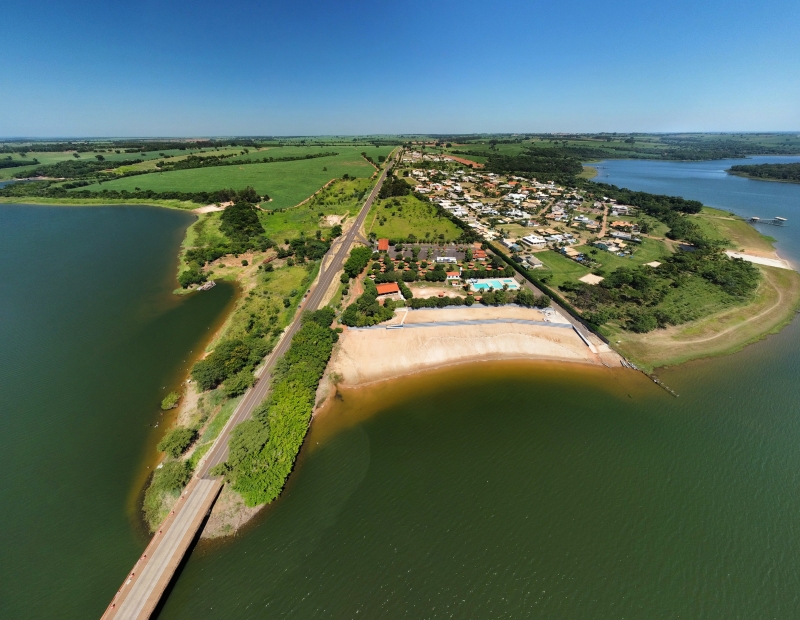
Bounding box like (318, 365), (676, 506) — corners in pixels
(534, 250), (591, 286)
(72, 147), (390, 209)
(578, 237), (671, 272)
(366, 193), (462, 241)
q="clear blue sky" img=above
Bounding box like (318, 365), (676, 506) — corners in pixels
(1, 0), (798, 136)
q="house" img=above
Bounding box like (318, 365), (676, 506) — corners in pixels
(561, 247), (582, 259)
(446, 271), (461, 282)
(521, 234), (546, 248)
(473, 249), (487, 261)
(377, 238), (390, 252)
(525, 255), (544, 269)
(435, 256), (458, 264)
(375, 282), (400, 296)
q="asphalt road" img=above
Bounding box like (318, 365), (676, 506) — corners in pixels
(200, 153), (395, 475)
(105, 154), (396, 620)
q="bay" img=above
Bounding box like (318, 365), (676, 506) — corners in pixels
(153, 160), (800, 618)
(0, 204), (236, 619)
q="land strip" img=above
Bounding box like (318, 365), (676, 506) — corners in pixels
(102, 151), (398, 619)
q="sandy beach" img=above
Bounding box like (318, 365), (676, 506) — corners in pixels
(327, 305), (621, 388)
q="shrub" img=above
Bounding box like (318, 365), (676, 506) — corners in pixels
(143, 460), (193, 529)
(160, 391), (181, 410)
(223, 370), (255, 397)
(157, 427), (198, 458)
(178, 268), (207, 288)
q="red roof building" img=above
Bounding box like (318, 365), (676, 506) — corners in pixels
(375, 282), (400, 296)
(377, 238), (390, 251)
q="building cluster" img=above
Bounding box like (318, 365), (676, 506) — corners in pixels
(400, 157), (644, 267)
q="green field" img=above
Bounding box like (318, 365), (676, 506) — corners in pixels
(70, 146), (393, 209)
(366, 193), (462, 242)
(259, 178), (372, 241)
(534, 250), (591, 286)
(577, 237), (670, 273)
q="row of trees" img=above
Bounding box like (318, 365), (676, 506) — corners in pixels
(0, 180), (270, 205)
(156, 151), (338, 173)
(219, 309), (339, 506)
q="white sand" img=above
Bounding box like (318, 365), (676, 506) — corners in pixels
(330, 306), (612, 386)
(725, 251), (793, 270)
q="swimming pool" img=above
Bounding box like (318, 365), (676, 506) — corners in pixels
(470, 278), (520, 291)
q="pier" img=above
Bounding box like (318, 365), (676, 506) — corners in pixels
(748, 216), (787, 226)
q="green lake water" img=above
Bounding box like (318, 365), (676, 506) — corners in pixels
(0, 204), (236, 618)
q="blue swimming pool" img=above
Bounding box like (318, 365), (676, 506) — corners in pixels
(470, 278), (519, 291)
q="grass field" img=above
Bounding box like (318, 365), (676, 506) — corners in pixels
(534, 250), (591, 286)
(576, 237), (670, 273)
(692, 208), (777, 255)
(365, 193), (462, 242)
(259, 177), (372, 241)
(607, 266), (800, 371)
(71, 146), (393, 209)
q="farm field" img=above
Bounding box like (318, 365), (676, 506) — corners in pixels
(72, 146), (392, 210)
(365, 193), (462, 242)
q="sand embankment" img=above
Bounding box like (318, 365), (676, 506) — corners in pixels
(328, 306), (618, 388)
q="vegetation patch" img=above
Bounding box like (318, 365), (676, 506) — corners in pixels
(215, 309), (339, 506)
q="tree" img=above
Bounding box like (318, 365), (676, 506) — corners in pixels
(95, 154), (105, 161)
(157, 427), (197, 458)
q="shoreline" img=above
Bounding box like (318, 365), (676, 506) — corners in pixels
(726, 170), (800, 185)
(323, 305), (622, 392)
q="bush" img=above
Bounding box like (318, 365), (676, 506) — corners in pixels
(178, 268), (207, 288)
(157, 427), (198, 458)
(223, 370), (255, 397)
(143, 460), (193, 529)
(160, 391), (181, 410)
(343, 246), (372, 278)
(340, 272), (350, 284)
(191, 338), (269, 391)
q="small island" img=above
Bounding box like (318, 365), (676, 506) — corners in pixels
(728, 162), (800, 183)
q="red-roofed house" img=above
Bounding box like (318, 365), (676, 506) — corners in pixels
(446, 271), (461, 282)
(377, 238), (390, 252)
(375, 282), (400, 296)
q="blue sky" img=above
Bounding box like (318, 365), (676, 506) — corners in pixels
(1, 0), (798, 136)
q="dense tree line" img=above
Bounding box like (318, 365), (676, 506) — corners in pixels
(218, 309), (338, 506)
(0, 156), (39, 169)
(12, 158), (142, 178)
(156, 151), (338, 172)
(342, 246), (373, 278)
(156, 427), (198, 458)
(0, 180), (269, 206)
(728, 162), (800, 183)
(0, 138), (262, 154)
(190, 337), (270, 392)
(378, 173), (411, 198)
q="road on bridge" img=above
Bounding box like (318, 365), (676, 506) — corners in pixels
(102, 151), (397, 620)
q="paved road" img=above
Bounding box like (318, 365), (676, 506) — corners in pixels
(200, 153), (395, 473)
(104, 152), (397, 620)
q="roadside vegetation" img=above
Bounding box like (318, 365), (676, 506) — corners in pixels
(213, 308), (338, 506)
